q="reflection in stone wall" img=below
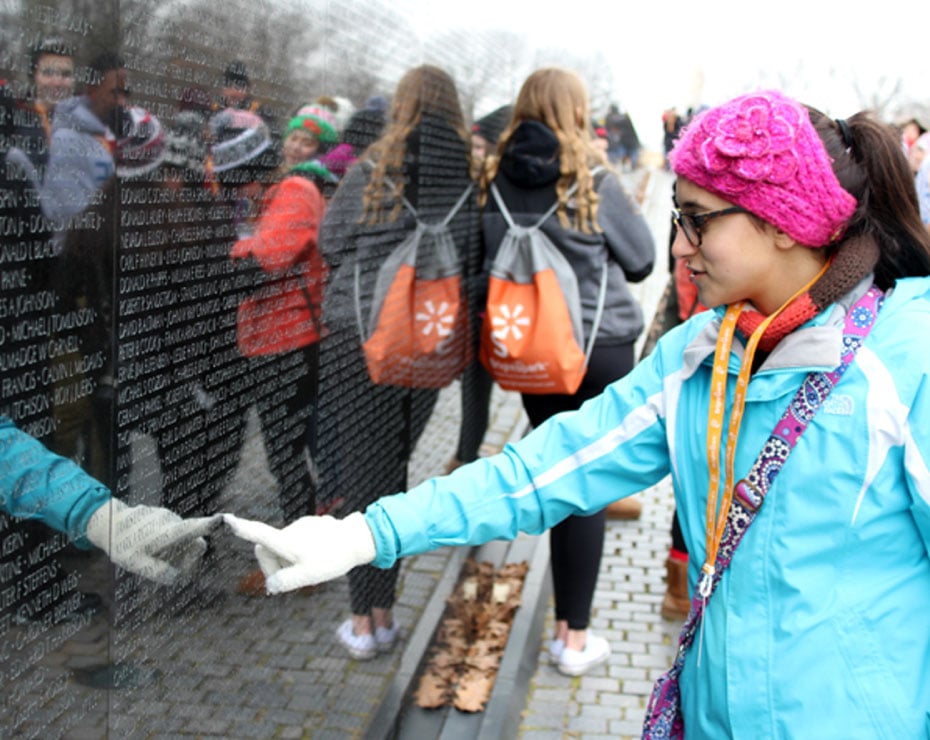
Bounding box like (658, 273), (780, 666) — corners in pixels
(0, 0), (611, 734)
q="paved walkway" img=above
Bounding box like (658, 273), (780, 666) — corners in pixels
(516, 167), (683, 740)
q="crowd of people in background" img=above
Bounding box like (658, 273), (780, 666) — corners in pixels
(1, 37), (661, 671)
(3, 30), (930, 722)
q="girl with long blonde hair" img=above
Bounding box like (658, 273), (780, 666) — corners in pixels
(477, 67), (656, 675)
(316, 64), (480, 660)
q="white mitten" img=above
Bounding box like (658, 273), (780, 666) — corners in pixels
(85, 499), (221, 584)
(223, 512), (376, 594)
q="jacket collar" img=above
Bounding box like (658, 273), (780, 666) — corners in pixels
(681, 276), (873, 381)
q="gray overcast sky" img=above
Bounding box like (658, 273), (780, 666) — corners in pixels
(399, 0), (926, 151)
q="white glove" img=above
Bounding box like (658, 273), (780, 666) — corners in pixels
(85, 499), (221, 585)
(222, 512), (376, 594)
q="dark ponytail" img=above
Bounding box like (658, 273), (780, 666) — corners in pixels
(807, 106), (930, 290)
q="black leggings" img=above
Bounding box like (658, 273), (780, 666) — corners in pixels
(522, 342), (635, 630)
(251, 345), (320, 524)
(317, 335), (438, 616)
(670, 510), (687, 554)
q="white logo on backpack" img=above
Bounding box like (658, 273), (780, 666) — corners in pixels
(416, 300), (455, 337)
(489, 303), (531, 357)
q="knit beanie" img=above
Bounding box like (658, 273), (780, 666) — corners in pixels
(116, 106), (166, 178)
(288, 105), (339, 144)
(670, 90), (857, 247)
(209, 107), (272, 173)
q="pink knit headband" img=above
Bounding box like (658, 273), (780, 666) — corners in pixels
(670, 90), (857, 247)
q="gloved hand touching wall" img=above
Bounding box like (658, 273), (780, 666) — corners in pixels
(223, 512), (376, 594)
(86, 499), (222, 585)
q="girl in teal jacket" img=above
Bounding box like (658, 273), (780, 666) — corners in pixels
(1, 416), (219, 584)
(227, 90), (930, 738)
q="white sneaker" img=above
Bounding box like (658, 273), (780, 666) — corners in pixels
(557, 633), (610, 676)
(336, 619), (377, 660)
(375, 622), (401, 653)
(548, 638), (565, 664)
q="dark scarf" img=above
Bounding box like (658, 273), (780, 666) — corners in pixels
(736, 234), (881, 351)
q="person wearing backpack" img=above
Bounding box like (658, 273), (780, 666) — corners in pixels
(475, 68), (655, 675)
(316, 65), (480, 659)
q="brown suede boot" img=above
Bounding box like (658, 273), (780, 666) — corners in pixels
(605, 496), (642, 520)
(660, 557), (691, 620)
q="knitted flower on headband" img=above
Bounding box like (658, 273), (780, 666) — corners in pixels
(671, 90), (857, 247)
(701, 97), (799, 189)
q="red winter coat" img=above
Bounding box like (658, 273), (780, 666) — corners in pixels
(674, 256), (705, 321)
(231, 176), (329, 356)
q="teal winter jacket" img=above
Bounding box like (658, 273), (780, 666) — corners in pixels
(0, 416), (109, 547)
(365, 276), (930, 738)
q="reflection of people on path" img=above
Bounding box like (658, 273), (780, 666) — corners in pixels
(0, 37), (102, 627)
(318, 97), (388, 182)
(230, 108), (334, 594)
(41, 52), (128, 224)
(205, 107), (292, 522)
(52, 107), (169, 497)
(444, 104), (514, 475)
(3, 36), (75, 176)
(317, 64), (479, 660)
(228, 89), (930, 737)
(219, 60), (279, 140)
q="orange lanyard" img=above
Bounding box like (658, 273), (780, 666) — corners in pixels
(35, 102), (52, 144)
(700, 261), (830, 597)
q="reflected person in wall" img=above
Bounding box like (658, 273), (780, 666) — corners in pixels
(229, 107), (336, 594)
(317, 65), (480, 659)
(0, 415), (221, 589)
(40, 51), (129, 226)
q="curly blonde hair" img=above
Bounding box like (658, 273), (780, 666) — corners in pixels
(361, 65), (468, 224)
(481, 68), (607, 233)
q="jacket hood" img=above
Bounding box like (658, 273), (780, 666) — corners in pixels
(499, 120), (561, 188)
(52, 95), (110, 137)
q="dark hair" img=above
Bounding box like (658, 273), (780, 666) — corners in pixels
(342, 108), (385, 152)
(224, 60), (249, 87)
(808, 106), (930, 289)
(88, 51), (125, 84)
(30, 36), (73, 75)
(901, 117), (927, 136)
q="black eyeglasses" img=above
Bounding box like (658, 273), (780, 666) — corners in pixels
(671, 204), (747, 247)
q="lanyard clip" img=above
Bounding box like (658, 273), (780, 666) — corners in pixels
(734, 478), (764, 512)
(698, 565), (714, 599)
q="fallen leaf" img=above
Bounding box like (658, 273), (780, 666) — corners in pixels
(453, 670), (495, 712)
(415, 672), (451, 708)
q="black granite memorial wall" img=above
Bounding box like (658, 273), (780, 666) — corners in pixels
(0, 1), (559, 734)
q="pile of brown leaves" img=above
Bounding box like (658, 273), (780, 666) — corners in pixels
(413, 559), (529, 712)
